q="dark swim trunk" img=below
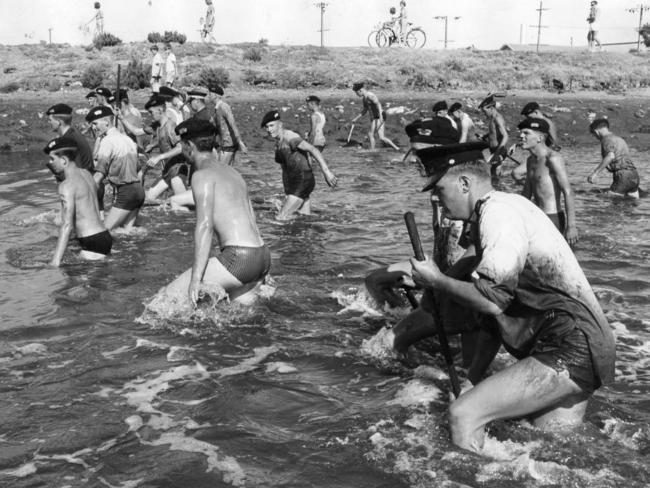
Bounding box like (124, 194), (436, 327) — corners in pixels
(282, 168), (315, 200)
(112, 182), (145, 211)
(370, 104), (381, 120)
(610, 168), (640, 195)
(314, 145), (325, 152)
(162, 155), (191, 188)
(546, 211), (567, 233)
(530, 311), (598, 393)
(217, 245), (271, 284)
(77, 230), (112, 256)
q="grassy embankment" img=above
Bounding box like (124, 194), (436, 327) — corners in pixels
(2, 42), (650, 95)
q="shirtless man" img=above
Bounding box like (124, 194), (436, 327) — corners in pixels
(150, 45), (164, 93)
(87, 106), (145, 231)
(479, 95), (508, 177)
(406, 143), (615, 452)
(518, 118), (579, 245)
(351, 82), (400, 150)
(173, 119), (271, 304)
(306, 95), (326, 151)
(261, 109), (338, 220)
(588, 118), (640, 198)
(448, 102), (475, 143)
(212, 85), (248, 165)
(44, 137), (112, 266)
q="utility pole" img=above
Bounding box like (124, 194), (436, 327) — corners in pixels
(520, 24), (523, 44)
(315, 2), (329, 48)
(434, 15), (461, 49)
(530, 1), (548, 53)
(48, 28), (52, 45)
(627, 4), (650, 51)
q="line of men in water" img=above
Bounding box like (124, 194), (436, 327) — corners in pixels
(41, 85), (633, 455)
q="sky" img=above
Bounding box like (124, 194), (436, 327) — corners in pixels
(0, 0), (646, 50)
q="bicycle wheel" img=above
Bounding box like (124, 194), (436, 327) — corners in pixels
(376, 28), (393, 48)
(367, 30), (380, 47)
(406, 28), (426, 48)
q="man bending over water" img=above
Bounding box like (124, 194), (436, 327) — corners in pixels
(351, 82), (400, 151)
(518, 118), (578, 245)
(44, 137), (112, 266)
(588, 118), (640, 198)
(407, 144), (615, 452)
(176, 119), (271, 305)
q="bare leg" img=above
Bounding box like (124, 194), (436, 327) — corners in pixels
(277, 195), (305, 220)
(146, 179), (170, 201)
(377, 122), (400, 150)
(79, 250), (107, 261)
(368, 120), (377, 150)
(168, 189), (195, 211)
(449, 357), (587, 452)
(297, 198), (311, 215)
(104, 207), (134, 231)
(221, 151), (236, 166)
(169, 175), (187, 195)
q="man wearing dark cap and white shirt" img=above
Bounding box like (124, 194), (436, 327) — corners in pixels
(448, 102), (475, 143)
(150, 44), (164, 93)
(163, 118), (271, 305)
(404, 142), (615, 453)
(43, 136), (112, 266)
(86, 105), (145, 231)
(588, 118), (640, 197)
(261, 109), (337, 220)
(211, 84), (248, 165)
(518, 118), (578, 245)
(351, 82), (400, 150)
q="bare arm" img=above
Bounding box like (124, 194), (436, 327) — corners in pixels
(588, 151), (614, 183)
(495, 114), (508, 150)
(148, 144), (182, 167)
(117, 110), (146, 137)
(50, 184), (75, 267)
(307, 113), (317, 144)
(411, 256), (503, 316)
(548, 153), (578, 245)
(224, 105), (247, 152)
(521, 157), (533, 199)
(297, 140), (338, 187)
(189, 174), (215, 305)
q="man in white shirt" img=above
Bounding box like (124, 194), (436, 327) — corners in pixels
(164, 43), (177, 87)
(150, 44), (164, 93)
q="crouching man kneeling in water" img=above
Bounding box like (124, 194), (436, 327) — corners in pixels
(177, 119), (271, 305)
(408, 144), (615, 452)
(44, 137), (112, 266)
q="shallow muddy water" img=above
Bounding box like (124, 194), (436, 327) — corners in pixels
(0, 97), (649, 488)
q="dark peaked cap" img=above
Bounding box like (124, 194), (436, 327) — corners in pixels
(521, 102), (540, 116)
(260, 109), (280, 128)
(95, 87), (112, 98)
(174, 118), (217, 140)
(46, 104), (73, 116)
(417, 141), (488, 192)
(432, 101), (448, 112)
(85, 105), (114, 122)
(517, 117), (550, 134)
(478, 95), (496, 109)
(43, 136), (78, 154)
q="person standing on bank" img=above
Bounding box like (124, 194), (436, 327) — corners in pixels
(150, 44), (164, 93)
(164, 43), (177, 87)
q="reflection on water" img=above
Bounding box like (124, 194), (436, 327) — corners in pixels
(0, 101), (649, 487)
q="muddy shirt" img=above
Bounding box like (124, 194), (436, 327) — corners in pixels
(214, 100), (241, 149)
(156, 117), (180, 155)
(95, 127), (140, 186)
(469, 191), (615, 386)
(600, 134), (637, 172)
(274, 130), (312, 173)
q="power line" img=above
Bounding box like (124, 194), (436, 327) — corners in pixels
(530, 1), (549, 53)
(433, 15), (461, 49)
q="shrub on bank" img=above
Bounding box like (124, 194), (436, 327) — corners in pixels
(197, 67), (230, 91)
(243, 46), (263, 62)
(93, 32), (122, 50)
(147, 31), (187, 44)
(123, 58), (150, 89)
(81, 64), (106, 88)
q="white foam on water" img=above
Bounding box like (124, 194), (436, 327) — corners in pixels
(101, 345), (133, 359)
(135, 338), (169, 350)
(387, 379), (442, 407)
(166, 346), (194, 362)
(330, 286), (389, 317)
(13, 343), (48, 355)
(97, 477), (144, 488)
(0, 462), (38, 477)
(601, 417), (650, 451)
(18, 209), (60, 226)
(413, 365), (449, 382)
(265, 361), (298, 374)
(360, 326), (397, 361)
(111, 226), (148, 237)
(215, 346), (278, 377)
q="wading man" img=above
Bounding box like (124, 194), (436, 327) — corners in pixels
(44, 137), (112, 266)
(479, 95), (508, 177)
(351, 82), (400, 151)
(212, 84), (248, 166)
(588, 118), (640, 198)
(87, 106), (145, 231)
(408, 144), (615, 452)
(518, 118), (579, 245)
(262, 109), (337, 220)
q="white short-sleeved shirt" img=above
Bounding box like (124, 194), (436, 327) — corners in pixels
(151, 53), (164, 78)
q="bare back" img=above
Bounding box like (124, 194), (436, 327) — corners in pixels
(64, 167), (105, 238)
(192, 160), (263, 248)
(525, 151), (562, 214)
(488, 112), (506, 149)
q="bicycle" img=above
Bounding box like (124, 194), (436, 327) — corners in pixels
(368, 21), (426, 49)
